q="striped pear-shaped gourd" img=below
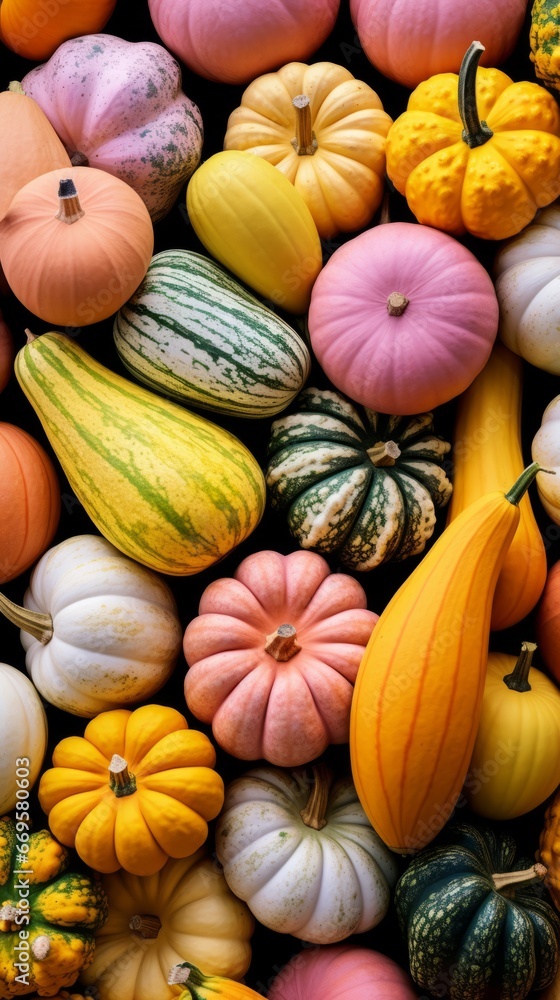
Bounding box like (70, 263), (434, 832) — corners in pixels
(114, 250), (311, 418)
(15, 332), (266, 576)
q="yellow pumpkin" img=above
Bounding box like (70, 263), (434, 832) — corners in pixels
(385, 41), (560, 240)
(168, 962), (262, 999)
(38, 704), (224, 876)
(223, 61), (392, 239)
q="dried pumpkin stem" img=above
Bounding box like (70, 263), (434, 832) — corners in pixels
(0, 592), (53, 643)
(387, 292), (409, 316)
(7, 81), (24, 95)
(265, 623), (302, 661)
(108, 754), (137, 797)
(503, 641), (536, 693)
(458, 41), (493, 148)
(55, 178), (85, 225)
(129, 913), (162, 938)
(291, 94), (318, 156)
(492, 863), (547, 891)
(70, 150), (89, 167)
(367, 440), (401, 467)
(300, 763), (332, 830)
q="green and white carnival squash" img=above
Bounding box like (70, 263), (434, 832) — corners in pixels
(265, 387), (453, 570)
(395, 822), (560, 1000)
(113, 250), (311, 418)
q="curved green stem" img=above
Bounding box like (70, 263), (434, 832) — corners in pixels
(459, 41), (493, 148)
(505, 462), (553, 506)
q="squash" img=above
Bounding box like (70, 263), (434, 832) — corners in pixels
(147, 0), (340, 85)
(223, 61), (392, 239)
(540, 786), (560, 910)
(0, 309), (13, 393)
(168, 964), (262, 1000)
(183, 548), (378, 766)
(265, 387), (453, 571)
(13, 331), (265, 577)
(537, 560), (560, 683)
(531, 0), (560, 90)
(446, 341), (547, 630)
(80, 850), (254, 1000)
(0, 815), (108, 997)
(0, 422), (60, 585)
(21, 35), (203, 223)
(465, 641), (560, 819)
(385, 42), (560, 240)
(349, 462), (545, 854)
(0, 662), (48, 814)
(0, 167), (154, 328)
(0, 533), (183, 718)
(113, 249), (311, 418)
(38, 703), (225, 876)
(185, 150), (322, 315)
(307, 222), (499, 414)
(493, 201), (560, 374)
(532, 394), (560, 523)
(267, 944), (419, 1000)
(215, 764), (399, 944)
(396, 821), (560, 1000)
(0, 0), (116, 60)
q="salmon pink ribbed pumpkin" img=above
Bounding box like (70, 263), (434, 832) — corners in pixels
(537, 561), (560, 684)
(307, 222), (499, 415)
(268, 944), (418, 1000)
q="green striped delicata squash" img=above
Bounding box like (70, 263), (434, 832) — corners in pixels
(114, 250), (311, 418)
(265, 387), (452, 571)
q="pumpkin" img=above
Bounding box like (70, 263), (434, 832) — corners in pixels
(37, 704), (225, 876)
(147, 0), (340, 85)
(0, 168), (154, 328)
(537, 560), (560, 683)
(531, 0), (560, 90)
(350, 463), (544, 854)
(493, 201), (560, 374)
(540, 786), (560, 910)
(223, 61), (392, 239)
(185, 150), (322, 315)
(396, 822), (560, 1000)
(0, 308), (13, 393)
(446, 341), (547, 630)
(0, 661), (48, 814)
(267, 944), (418, 1000)
(0, 534), (183, 718)
(215, 764), (399, 944)
(385, 41), (560, 241)
(265, 387), (453, 570)
(14, 331), (266, 577)
(79, 850), (254, 1000)
(531, 394), (560, 522)
(0, 422), (60, 585)
(21, 35), (203, 223)
(0, 815), (108, 997)
(168, 963), (261, 1000)
(183, 548), (378, 767)
(307, 222), (499, 415)
(0, 0), (116, 60)
(464, 641), (560, 819)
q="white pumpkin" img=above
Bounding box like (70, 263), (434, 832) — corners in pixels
(0, 662), (48, 813)
(494, 203), (560, 374)
(214, 764), (399, 944)
(532, 395), (560, 522)
(0, 534), (182, 717)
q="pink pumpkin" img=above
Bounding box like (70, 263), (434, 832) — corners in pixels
(147, 0), (341, 85)
(536, 560), (560, 686)
(350, 0), (528, 90)
(183, 548), (378, 767)
(307, 222), (499, 415)
(21, 34), (203, 223)
(268, 944), (418, 1000)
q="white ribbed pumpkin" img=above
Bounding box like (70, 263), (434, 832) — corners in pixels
(0, 662), (48, 813)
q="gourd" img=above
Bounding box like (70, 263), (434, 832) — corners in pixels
(13, 331), (266, 576)
(223, 61), (392, 239)
(80, 850), (254, 1000)
(532, 394), (560, 523)
(267, 944), (419, 1000)
(0, 309), (13, 393)
(168, 964), (262, 1000)
(147, 0), (340, 85)
(183, 548), (378, 766)
(113, 250), (311, 418)
(0, 0), (116, 60)
(0, 81), (70, 222)
(21, 35), (203, 223)
(493, 202), (560, 374)
(307, 222), (499, 415)
(0, 534), (183, 717)
(446, 341), (547, 630)
(0, 662), (47, 814)
(0, 167), (154, 327)
(540, 786), (560, 909)
(536, 560), (560, 683)
(265, 387), (453, 571)
(396, 822), (560, 1000)
(385, 42), (560, 240)
(38, 703), (225, 875)
(0, 815), (108, 997)
(186, 151), (322, 315)
(349, 462), (545, 854)
(531, 0), (560, 90)
(0, 423), (60, 585)
(464, 641), (560, 819)
(215, 764), (399, 944)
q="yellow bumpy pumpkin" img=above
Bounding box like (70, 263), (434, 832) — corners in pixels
(530, 0), (560, 90)
(386, 40), (560, 240)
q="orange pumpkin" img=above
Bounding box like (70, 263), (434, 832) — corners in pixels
(0, 422), (60, 584)
(0, 0), (116, 61)
(0, 308), (13, 393)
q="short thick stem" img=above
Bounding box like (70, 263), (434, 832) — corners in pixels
(55, 178), (85, 225)
(387, 292), (409, 316)
(458, 41), (493, 148)
(265, 624), (302, 661)
(300, 763), (332, 830)
(7, 81), (24, 95)
(108, 755), (137, 797)
(129, 914), (161, 938)
(31, 935), (50, 960)
(503, 641), (536, 693)
(0, 593), (53, 643)
(291, 95), (318, 156)
(70, 150), (89, 167)
(492, 863), (547, 892)
(367, 440), (401, 467)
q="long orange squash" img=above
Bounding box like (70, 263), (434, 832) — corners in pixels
(350, 463), (545, 855)
(446, 341), (547, 630)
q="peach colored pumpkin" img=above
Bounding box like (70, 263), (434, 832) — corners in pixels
(0, 308), (13, 393)
(268, 944), (418, 1000)
(537, 560), (560, 684)
(183, 549), (378, 767)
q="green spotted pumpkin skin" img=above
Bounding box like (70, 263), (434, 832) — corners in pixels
(265, 387), (452, 571)
(530, 0), (560, 89)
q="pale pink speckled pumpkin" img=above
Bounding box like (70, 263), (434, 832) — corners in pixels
(307, 222), (499, 416)
(147, 0), (341, 85)
(268, 944), (418, 1000)
(21, 34), (203, 222)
